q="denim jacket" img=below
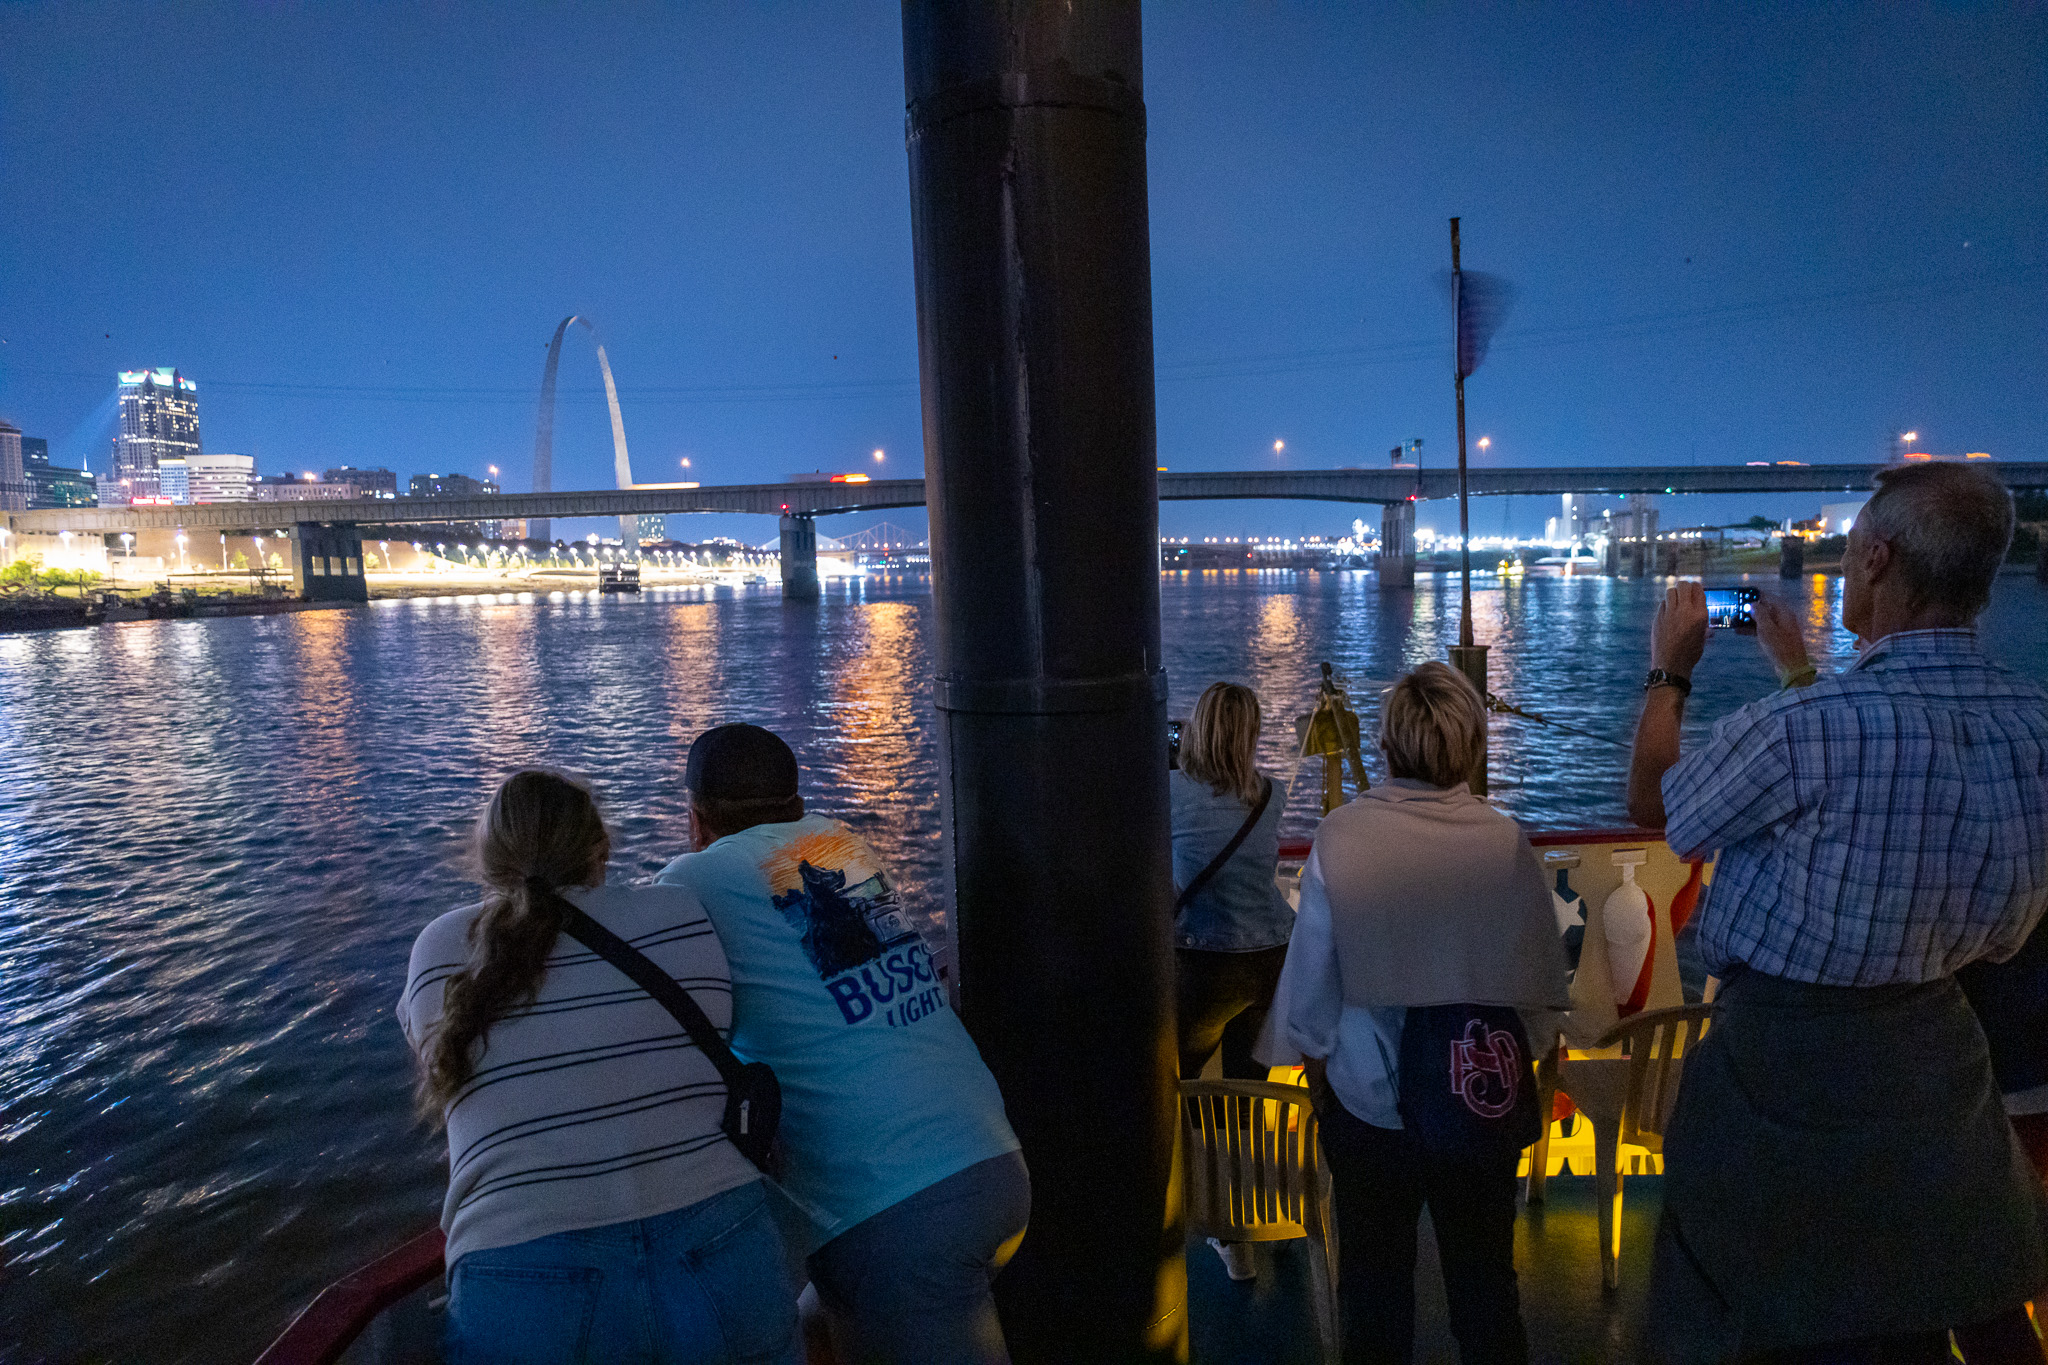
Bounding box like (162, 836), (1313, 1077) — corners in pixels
(1170, 769), (1294, 952)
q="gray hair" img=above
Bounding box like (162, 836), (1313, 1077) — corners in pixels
(1857, 462), (2014, 616)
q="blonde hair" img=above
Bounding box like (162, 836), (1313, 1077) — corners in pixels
(1380, 662), (1486, 789)
(1181, 682), (1266, 806)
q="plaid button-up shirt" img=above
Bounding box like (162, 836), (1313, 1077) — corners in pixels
(1664, 629), (2048, 986)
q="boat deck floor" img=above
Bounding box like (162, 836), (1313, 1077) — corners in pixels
(343, 1176), (1660, 1364)
(1189, 1175), (1660, 1364)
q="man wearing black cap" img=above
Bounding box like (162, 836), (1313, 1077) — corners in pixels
(657, 723), (1028, 1365)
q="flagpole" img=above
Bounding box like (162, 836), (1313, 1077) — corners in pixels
(1448, 216), (1489, 794)
(1452, 217), (1472, 649)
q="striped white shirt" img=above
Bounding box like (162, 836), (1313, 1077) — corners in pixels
(399, 881), (761, 1266)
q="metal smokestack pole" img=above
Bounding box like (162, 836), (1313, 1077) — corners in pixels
(901, 3), (1181, 1360)
(1448, 216), (1490, 794)
(1452, 218), (1473, 646)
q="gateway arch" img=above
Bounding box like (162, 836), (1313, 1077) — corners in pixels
(531, 315), (636, 544)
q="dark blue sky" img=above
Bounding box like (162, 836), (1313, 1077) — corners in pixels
(3, 3), (2042, 543)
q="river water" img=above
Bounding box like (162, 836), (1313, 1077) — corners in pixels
(3, 568), (2044, 1363)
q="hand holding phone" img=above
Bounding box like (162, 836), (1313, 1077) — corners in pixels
(1752, 596), (1811, 679)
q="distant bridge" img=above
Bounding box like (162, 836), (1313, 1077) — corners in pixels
(7, 462), (2045, 535)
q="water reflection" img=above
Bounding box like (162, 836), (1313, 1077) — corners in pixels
(1, 571), (2042, 1363)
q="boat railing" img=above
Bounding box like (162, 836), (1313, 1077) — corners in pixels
(253, 1227), (444, 1365)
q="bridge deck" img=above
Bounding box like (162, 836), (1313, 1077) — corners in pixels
(7, 463), (2042, 534)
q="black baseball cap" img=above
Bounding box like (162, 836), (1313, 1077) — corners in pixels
(684, 723), (800, 802)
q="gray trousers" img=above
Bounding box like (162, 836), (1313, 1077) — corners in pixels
(807, 1151), (1032, 1365)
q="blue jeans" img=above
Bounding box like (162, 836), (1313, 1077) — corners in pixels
(446, 1180), (799, 1365)
(807, 1151), (1032, 1365)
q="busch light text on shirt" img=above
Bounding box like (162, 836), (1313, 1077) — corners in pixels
(823, 940), (946, 1026)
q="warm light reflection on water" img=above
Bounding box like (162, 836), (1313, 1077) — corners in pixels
(1, 570), (2043, 1362)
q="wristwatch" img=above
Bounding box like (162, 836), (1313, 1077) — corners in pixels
(1644, 668), (1692, 696)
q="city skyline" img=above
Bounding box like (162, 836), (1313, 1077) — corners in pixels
(2, 4), (2042, 542)
(0, 363), (2012, 548)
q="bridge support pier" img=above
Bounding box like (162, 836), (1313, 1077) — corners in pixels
(1379, 502), (1415, 588)
(291, 523), (368, 603)
(779, 514), (819, 599)
(1780, 535), (1804, 579)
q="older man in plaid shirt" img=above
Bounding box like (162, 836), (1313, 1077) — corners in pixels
(1628, 462), (2048, 1365)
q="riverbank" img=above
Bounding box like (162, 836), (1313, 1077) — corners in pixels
(0, 566), (768, 629)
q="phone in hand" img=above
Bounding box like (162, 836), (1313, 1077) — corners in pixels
(1705, 588), (1759, 631)
(1167, 720), (1184, 769)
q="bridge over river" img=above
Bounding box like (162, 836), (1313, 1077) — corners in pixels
(8, 461), (2042, 598)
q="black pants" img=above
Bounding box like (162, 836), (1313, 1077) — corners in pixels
(1176, 944), (1288, 1081)
(1318, 1096), (1528, 1365)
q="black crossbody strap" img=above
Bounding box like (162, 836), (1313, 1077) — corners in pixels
(557, 903), (744, 1089)
(1175, 777), (1274, 914)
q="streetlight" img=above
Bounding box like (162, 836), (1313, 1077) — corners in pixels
(1477, 437), (1491, 453)
(680, 457), (692, 471)
(873, 449), (885, 464)
(119, 532), (134, 579)
(174, 533), (187, 572)
(252, 536), (265, 583)
(1273, 439), (1285, 454)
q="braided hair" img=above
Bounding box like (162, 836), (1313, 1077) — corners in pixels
(416, 769), (609, 1121)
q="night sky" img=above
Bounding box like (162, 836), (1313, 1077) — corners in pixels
(3, 3), (2042, 545)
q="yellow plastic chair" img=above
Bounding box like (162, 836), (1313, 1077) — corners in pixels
(1532, 1004), (1715, 1289)
(1180, 1079), (1338, 1356)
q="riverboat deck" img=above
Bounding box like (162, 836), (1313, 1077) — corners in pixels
(1190, 1173), (1660, 1364)
(263, 825), (1700, 1364)
(278, 1162), (1666, 1365)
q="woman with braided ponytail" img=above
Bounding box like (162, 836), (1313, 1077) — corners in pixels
(400, 769), (798, 1364)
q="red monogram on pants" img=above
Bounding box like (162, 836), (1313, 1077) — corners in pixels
(1448, 1019), (1522, 1118)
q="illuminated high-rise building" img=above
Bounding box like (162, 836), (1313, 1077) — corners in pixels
(0, 420), (25, 511)
(110, 369), (201, 502)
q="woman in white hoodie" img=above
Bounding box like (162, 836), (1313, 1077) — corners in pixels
(1279, 663), (1568, 1365)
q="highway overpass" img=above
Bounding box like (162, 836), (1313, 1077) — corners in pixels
(7, 462), (2045, 536)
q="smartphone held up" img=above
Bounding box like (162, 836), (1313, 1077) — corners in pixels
(1705, 587), (1759, 632)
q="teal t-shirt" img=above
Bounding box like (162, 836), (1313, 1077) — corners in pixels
(656, 815), (1019, 1241)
